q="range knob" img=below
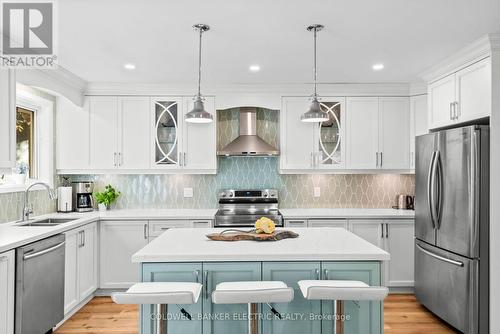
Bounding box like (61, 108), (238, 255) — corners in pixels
(263, 193), (269, 198)
(229, 193), (234, 197)
(221, 193), (226, 197)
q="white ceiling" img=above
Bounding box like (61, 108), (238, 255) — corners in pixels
(58, 0), (500, 84)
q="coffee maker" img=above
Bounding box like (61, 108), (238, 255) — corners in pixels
(72, 181), (94, 212)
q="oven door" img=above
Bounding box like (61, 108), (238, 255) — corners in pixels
(215, 214), (283, 227)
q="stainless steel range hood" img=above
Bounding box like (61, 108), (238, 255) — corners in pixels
(218, 107), (279, 156)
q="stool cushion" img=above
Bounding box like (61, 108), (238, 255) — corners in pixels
(212, 281), (294, 304)
(298, 280), (388, 301)
(112, 282), (202, 305)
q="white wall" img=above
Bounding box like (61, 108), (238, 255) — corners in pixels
(490, 49), (500, 333)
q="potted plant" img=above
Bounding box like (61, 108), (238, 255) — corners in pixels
(94, 184), (121, 212)
(11, 162), (29, 185)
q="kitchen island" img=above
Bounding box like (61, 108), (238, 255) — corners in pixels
(132, 227), (389, 334)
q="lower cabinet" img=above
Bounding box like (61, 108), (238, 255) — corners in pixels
(0, 250), (15, 334)
(64, 222), (98, 315)
(142, 263), (203, 334)
(262, 262), (321, 334)
(349, 219), (414, 288)
(100, 220), (148, 288)
(202, 262), (262, 334)
(321, 262), (382, 334)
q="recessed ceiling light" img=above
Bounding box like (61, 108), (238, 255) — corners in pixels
(249, 65), (260, 72)
(372, 63), (384, 71)
(124, 63), (136, 70)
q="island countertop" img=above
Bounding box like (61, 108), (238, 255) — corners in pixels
(132, 227), (390, 263)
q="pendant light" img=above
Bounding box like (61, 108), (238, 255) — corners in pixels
(301, 24), (329, 123)
(185, 24), (213, 123)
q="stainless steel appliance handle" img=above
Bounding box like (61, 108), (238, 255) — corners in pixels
(24, 242), (65, 260)
(435, 151), (443, 229)
(427, 151), (437, 228)
(416, 244), (464, 267)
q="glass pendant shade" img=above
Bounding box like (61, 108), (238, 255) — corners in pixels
(185, 95), (213, 123)
(301, 97), (329, 122)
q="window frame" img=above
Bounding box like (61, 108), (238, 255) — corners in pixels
(16, 106), (37, 178)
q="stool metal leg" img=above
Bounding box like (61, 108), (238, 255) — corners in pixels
(155, 304), (168, 334)
(248, 303), (258, 334)
(335, 300), (344, 334)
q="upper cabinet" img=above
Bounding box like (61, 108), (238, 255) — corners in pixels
(0, 69), (16, 169)
(346, 97), (410, 170)
(280, 96), (345, 171)
(427, 57), (491, 129)
(409, 95), (428, 169)
(57, 95), (216, 174)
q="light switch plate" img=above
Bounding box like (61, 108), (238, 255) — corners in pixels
(183, 187), (193, 198)
(314, 187), (321, 197)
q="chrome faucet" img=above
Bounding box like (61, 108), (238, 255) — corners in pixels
(22, 182), (57, 221)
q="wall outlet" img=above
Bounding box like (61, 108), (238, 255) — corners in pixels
(183, 187), (193, 198)
(313, 187), (321, 197)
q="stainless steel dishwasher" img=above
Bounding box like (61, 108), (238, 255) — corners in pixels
(16, 234), (65, 334)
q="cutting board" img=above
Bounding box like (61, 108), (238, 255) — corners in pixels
(207, 229), (299, 242)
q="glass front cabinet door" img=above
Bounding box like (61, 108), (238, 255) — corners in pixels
(152, 97), (183, 168)
(316, 98), (346, 169)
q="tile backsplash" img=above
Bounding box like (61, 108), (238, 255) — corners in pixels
(0, 190), (57, 223)
(68, 157), (414, 210)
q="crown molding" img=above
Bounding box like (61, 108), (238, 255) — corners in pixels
(16, 66), (87, 106)
(420, 33), (500, 82)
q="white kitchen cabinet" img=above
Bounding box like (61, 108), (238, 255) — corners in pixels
(78, 222), (98, 300)
(118, 97), (151, 169)
(349, 219), (414, 288)
(346, 97), (379, 169)
(56, 97), (90, 170)
(0, 69), (16, 169)
(100, 220), (148, 288)
(308, 219), (348, 229)
(182, 97), (217, 171)
(378, 97), (410, 170)
(148, 220), (190, 241)
(64, 228), (79, 314)
(349, 220), (384, 248)
(280, 97), (316, 170)
(281, 96), (346, 171)
(409, 95), (428, 169)
(0, 250), (15, 334)
(89, 96), (118, 169)
(385, 220), (414, 287)
(428, 57), (491, 129)
(64, 222), (98, 315)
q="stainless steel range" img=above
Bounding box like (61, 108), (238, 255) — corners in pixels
(215, 189), (283, 227)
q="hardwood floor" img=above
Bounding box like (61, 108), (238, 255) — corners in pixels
(55, 294), (457, 334)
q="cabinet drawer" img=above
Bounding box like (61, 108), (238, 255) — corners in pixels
(149, 220), (190, 237)
(285, 219), (308, 228)
(308, 219), (347, 228)
(190, 220), (213, 228)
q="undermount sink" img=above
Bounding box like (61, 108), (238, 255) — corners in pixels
(17, 218), (77, 227)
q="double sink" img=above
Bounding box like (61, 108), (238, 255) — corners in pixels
(16, 218), (77, 227)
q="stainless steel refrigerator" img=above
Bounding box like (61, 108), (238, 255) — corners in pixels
(415, 125), (489, 334)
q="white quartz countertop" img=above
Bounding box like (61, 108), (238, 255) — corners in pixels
(0, 209), (217, 253)
(279, 208), (414, 219)
(132, 227), (390, 263)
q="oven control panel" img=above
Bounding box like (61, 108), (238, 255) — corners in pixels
(219, 189), (278, 199)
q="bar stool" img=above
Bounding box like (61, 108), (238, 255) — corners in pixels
(112, 282), (202, 334)
(211, 281), (294, 334)
(297, 280), (388, 334)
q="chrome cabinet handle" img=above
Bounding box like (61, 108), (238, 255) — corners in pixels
(375, 152), (379, 167)
(411, 152), (414, 167)
(454, 102), (460, 119)
(381, 223), (384, 238)
(203, 270), (209, 299)
(449, 102), (453, 120)
(183, 152), (187, 167)
(380, 152), (383, 167)
(416, 244), (464, 267)
(143, 224), (148, 240)
(310, 152), (313, 167)
(385, 223), (389, 238)
(194, 270), (200, 283)
(323, 269), (329, 280)
(178, 152), (182, 166)
(113, 152), (117, 167)
(82, 230), (86, 247)
(314, 269), (320, 280)
(118, 152), (122, 167)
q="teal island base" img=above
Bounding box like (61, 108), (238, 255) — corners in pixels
(140, 261), (382, 334)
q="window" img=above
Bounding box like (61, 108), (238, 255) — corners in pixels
(16, 107), (36, 178)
